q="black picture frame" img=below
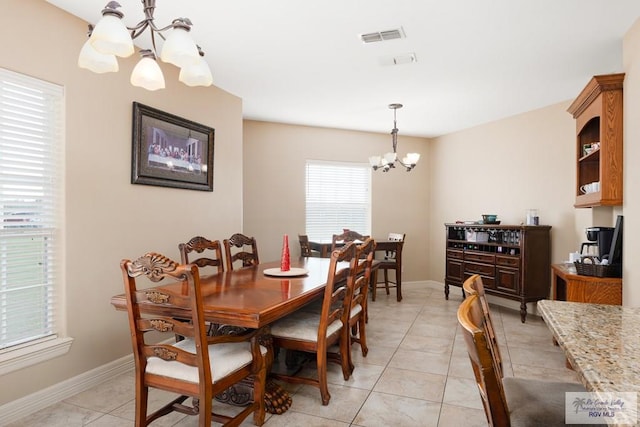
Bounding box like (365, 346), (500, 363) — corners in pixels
(132, 102), (214, 191)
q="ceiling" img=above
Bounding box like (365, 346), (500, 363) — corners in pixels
(46, 0), (640, 138)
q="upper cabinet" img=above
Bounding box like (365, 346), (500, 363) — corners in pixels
(567, 73), (624, 208)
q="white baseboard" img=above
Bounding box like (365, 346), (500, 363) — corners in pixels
(0, 354), (134, 425)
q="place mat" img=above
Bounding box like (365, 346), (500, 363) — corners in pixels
(263, 267), (308, 277)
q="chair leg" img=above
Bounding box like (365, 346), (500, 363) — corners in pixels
(358, 316), (368, 357)
(135, 384), (148, 427)
(252, 361), (267, 426)
(316, 351), (331, 405)
(340, 333), (354, 379)
(384, 269), (390, 295)
(371, 269), (377, 302)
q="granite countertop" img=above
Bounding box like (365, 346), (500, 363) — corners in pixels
(538, 299), (640, 393)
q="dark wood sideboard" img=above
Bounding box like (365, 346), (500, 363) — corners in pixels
(444, 223), (551, 322)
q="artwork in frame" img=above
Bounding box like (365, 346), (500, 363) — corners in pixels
(131, 102), (214, 191)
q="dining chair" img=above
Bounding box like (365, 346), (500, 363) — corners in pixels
(179, 236), (225, 274)
(120, 252), (267, 426)
(298, 234), (322, 257)
(457, 294), (594, 427)
(347, 238), (376, 362)
(371, 232), (405, 302)
(330, 229), (369, 251)
(269, 242), (357, 405)
(462, 274), (503, 378)
(223, 233), (259, 271)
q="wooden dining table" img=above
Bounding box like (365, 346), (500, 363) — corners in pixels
(111, 256), (336, 329)
(538, 299), (640, 426)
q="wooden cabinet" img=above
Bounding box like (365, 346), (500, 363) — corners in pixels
(444, 224), (551, 322)
(567, 73), (624, 208)
(551, 263), (621, 305)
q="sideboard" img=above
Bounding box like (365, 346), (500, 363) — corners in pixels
(444, 223), (551, 322)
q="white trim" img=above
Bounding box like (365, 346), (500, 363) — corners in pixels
(0, 336), (74, 376)
(0, 353), (134, 425)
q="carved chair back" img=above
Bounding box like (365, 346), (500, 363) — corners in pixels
(223, 233), (260, 271)
(179, 236), (225, 274)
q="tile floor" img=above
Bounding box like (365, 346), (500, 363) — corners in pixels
(8, 283), (579, 426)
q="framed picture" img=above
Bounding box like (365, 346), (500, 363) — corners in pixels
(131, 102), (214, 191)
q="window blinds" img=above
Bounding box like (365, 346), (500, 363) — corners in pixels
(0, 68), (63, 350)
(305, 160), (371, 242)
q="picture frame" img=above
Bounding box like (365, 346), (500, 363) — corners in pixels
(131, 102), (214, 191)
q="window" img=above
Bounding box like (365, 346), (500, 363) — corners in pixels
(305, 160), (371, 241)
(0, 68), (69, 372)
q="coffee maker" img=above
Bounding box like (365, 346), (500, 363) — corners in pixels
(581, 227), (614, 259)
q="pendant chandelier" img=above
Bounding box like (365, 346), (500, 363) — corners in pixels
(369, 104), (420, 172)
(77, 0), (213, 91)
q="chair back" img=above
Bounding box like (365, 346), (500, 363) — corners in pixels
(223, 233), (259, 271)
(331, 229), (370, 251)
(298, 234), (312, 257)
(457, 294), (510, 426)
(121, 253), (211, 397)
(319, 242), (357, 343)
(351, 238), (375, 316)
(179, 236), (225, 274)
(462, 274), (503, 378)
(384, 232), (405, 259)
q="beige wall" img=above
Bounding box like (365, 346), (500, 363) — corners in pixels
(243, 121), (430, 282)
(427, 101), (578, 287)
(0, 0), (243, 405)
(623, 17), (640, 305)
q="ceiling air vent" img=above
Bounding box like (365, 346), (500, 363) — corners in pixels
(360, 28), (405, 44)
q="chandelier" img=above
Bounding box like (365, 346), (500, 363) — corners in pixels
(369, 104), (420, 172)
(77, 0), (213, 91)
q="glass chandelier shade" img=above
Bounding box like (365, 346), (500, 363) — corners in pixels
(77, 1), (212, 90)
(130, 50), (165, 91)
(78, 38), (119, 73)
(179, 53), (214, 87)
(89, 8), (134, 58)
(160, 21), (200, 68)
(369, 104), (420, 172)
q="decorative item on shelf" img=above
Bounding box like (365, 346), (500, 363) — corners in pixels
(525, 209), (539, 225)
(369, 103), (420, 172)
(582, 143), (595, 156)
(77, 0), (213, 91)
(481, 214), (499, 224)
(280, 234), (290, 272)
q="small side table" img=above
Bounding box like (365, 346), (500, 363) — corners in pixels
(551, 263), (622, 305)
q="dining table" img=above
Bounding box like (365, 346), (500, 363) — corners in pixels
(538, 299), (640, 426)
(111, 256), (338, 414)
(111, 256), (336, 329)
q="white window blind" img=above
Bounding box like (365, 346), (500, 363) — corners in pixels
(0, 68), (63, 350)
(305, 160), (371, 241)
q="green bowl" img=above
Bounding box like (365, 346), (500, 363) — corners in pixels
(482, 214), (498, 223)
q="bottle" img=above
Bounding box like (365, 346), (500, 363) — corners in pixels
(280, 234), (290, 271)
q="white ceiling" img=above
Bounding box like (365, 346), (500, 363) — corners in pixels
(47, 0), (640, 138)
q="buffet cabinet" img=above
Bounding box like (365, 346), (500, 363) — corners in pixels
(444, 223), (551, 322)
